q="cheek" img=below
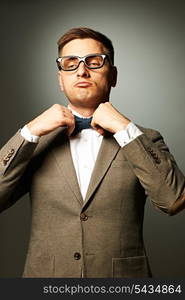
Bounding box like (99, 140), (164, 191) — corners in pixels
(96, 75), (111, 90)
(97, 69), (112, 86)
(61, 77), (73, 91)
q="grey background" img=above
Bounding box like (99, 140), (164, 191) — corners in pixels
(0, 0), (185, 277)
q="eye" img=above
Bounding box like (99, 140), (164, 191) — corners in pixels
(86, 55), (103, 67)
(62, 57), (78, 70)
(89, 62), (99, 66)
(68, 64), (76, 69)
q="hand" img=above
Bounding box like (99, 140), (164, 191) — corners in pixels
(91, 102), (131, 135)
(26, 104), (75, 136)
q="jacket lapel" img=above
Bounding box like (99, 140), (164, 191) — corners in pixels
(44, 128), (120, 208)
(56, 139), (84, 205)
(83, 134), (120, 207)
(46, 128), (84, 206)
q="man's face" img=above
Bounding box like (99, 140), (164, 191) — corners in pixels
(58, 38), (117, 110)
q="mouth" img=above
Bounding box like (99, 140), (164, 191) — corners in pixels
(74, 81), (93, 88)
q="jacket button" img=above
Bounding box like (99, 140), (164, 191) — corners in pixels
(152, 153), (158, 159)
(74, 252), (81, 260)
(3, 160), (8, 166)
(80, 213), (88, 221)
(3, 157), (10, 165)
(155, 158), (161, 164)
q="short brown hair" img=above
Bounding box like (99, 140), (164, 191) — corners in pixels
(57, 27), (114, 64)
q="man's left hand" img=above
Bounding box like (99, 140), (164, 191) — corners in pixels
(91, 102), (131, 135)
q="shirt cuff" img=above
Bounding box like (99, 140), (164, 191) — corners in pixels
(20, 125), (40, 143)
(113, 122), (143, 147)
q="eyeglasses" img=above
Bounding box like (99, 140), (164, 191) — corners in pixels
(56, 53), (110, 71)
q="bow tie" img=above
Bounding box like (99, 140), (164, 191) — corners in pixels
(72, 115), (93, 135)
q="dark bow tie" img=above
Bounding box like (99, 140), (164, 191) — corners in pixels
(72, 115), (93, 135)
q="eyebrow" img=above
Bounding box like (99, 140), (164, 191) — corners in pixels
(60, 53), (107, 58)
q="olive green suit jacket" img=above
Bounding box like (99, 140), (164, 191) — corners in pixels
(0, 126), (185, 277)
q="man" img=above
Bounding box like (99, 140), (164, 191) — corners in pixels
(0, 27), (185, 278)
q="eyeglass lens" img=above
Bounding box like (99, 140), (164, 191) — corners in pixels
(61, 55), (104, 71)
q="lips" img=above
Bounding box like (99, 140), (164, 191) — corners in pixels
(74, 81), (92, 88)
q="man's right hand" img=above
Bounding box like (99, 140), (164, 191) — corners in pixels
(26, 104), (75, 136)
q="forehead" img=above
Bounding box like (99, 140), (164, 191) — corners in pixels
(60, 38), (106, 57)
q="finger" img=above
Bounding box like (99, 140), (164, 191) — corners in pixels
(96, 128), (105, 136)
(61, 117), (75, 133)
(93, 125), (105, 136)
(63, 107), (73, 115)
(90, 117), (96, 129)
(67, 121), (75, 136)
(64, 109), (75, 122)
(67, 124), (76, 136)
(61, 109), (75, 135)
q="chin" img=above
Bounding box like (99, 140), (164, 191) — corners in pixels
(68, 91), (107, 107)
(70, 98), (100, 109)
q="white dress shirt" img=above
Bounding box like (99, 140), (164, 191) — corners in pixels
(20, 107), (143, 200)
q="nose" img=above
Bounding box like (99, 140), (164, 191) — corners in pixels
(76, 61), (90, 77)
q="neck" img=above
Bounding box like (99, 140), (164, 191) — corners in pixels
(68, 103), (95, 117)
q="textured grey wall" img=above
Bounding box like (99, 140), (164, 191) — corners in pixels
(0, 0), (185, 277)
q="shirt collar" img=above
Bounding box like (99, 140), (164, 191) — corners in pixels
(67, 105), (92, 119)
(67, 105), (101, 137)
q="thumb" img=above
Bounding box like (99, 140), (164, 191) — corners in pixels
(93, 125), (105, 136)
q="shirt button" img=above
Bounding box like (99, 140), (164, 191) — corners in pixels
(80, 213), (88, 221)
(10, 149), (15, 154)
(74, 252), (81, 260)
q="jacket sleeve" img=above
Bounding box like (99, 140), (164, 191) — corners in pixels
(0, 131), (38, 212)
(122, 129), (185, 215)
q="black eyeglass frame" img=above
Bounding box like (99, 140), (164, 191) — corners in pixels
(56, 53), (112, 71)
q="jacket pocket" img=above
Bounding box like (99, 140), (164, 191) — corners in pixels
(112, 256), (150, 278)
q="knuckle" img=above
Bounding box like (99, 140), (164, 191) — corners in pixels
(53, 103), (60, 109)
(52, 103), (62, 111)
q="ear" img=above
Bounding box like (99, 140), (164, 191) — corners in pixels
(111, 66), (117, 87)
(58, 71), (64, 91)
